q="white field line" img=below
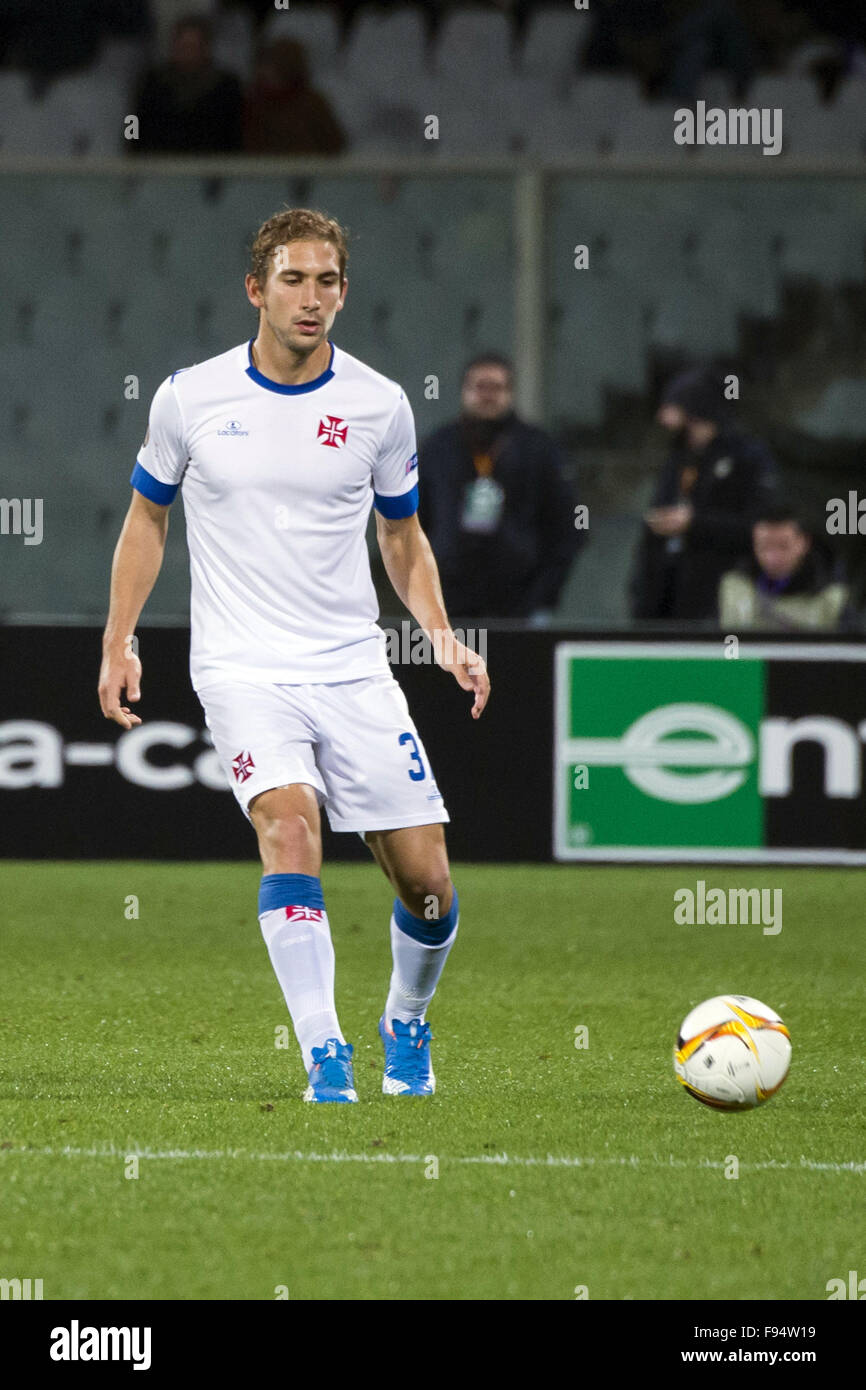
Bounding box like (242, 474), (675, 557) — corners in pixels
(2, 1145), (864, 1174)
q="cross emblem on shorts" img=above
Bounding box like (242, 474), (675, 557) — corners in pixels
(232, 750), (255, 783)
(317, 415), (348, 448)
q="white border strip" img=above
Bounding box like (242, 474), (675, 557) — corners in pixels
(552, 848), (866, 864)
(556, 642), (866, 662)
(2, 1145), (864, 1175)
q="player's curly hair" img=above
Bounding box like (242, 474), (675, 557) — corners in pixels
(249, 207), (349, 288)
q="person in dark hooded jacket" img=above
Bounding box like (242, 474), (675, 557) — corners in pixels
(630, 367), (779, 621)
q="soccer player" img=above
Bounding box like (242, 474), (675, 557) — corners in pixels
(98, 208), (490, 1103)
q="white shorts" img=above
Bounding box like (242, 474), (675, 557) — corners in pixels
(197, 672), (449, 835)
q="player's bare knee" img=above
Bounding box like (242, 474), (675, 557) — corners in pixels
(399, 868), (453, 919)
(255, 811), (318, 864)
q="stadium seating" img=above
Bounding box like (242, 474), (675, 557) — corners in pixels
(0, 2), (864, 621)
(0, 74), (55, 155)
(1, 3), (865, 160)
(747, 76), (823, 117)
(520, 5), (591, 94)
(0, 73), (31, 152)
(432, 8), (514, 81)
(260, 4), (343, 80)
(212, 5), (256, 84)
(796, 378), (866, 440)
(342, 7), (429, 91)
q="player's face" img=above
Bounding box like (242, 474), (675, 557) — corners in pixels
(753, 522), (810, 580)
(461, 365), (513, 420)
(251, 240), (346, 355)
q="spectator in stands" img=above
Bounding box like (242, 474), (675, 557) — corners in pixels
(243, 39), (346, 155)
(130, 14), (242, 154)
(417, 353), (580, 623)
(787, 12), (854, 103)
(630, 367), (779, 622)
(718, 503), (859, 631)
(583, 0), (671, 98)
(745, 0), (854, 74)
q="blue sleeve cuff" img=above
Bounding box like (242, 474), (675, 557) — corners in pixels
(374, 483), (418, 519)
(130, 461), (179, 506)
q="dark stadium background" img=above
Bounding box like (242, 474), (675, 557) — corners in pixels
(2, 0), (865, 859)
(4, 3), (866, 1338)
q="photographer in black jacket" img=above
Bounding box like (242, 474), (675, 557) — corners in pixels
(630, 367), (780, 621)
(417, 353), (580, 623)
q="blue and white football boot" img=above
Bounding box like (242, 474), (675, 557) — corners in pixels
(378, 1016), (435, 1096)
(303, 1038), (358, 1103)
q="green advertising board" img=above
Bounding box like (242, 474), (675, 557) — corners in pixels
(554, 643), (866, 863)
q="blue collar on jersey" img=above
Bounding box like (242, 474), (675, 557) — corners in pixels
(245, 339), (335, 394)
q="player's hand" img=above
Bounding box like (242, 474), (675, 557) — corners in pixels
(433, 632), (491, 719)
(645, 503), (693, 537)
(98, 641), (143, 728)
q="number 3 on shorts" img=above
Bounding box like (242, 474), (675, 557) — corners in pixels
(398, 731), (426, 781)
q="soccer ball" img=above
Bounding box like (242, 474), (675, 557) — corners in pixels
(674, 994), (791, 1111)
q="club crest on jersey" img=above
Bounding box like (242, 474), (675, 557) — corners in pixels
(405, 451), (418, 475)
(284, 905), (325, 924)
(231, 750), (255, 782)
(317, 415), (348, 448)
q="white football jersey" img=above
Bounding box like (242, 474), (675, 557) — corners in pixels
(132, 340), (419, 691)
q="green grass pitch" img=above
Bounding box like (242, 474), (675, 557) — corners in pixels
(1, 861), (863, 1301)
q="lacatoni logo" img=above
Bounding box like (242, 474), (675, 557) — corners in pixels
(50, 1321), (152, 1370)
(674, 101), (782, 156)
(0, 721), (229, 791)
